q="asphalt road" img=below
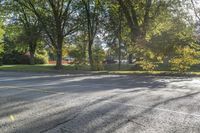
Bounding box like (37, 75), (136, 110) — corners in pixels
(1, 71), (200, 133)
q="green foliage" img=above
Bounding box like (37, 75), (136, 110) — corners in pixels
(1, 0), (200, 72)
(34, 54), (48, 64)
(68, 45), (86, 64)
(135, 50), (159, 71)
(0, 22), (5, 65)
(0, 43), (3, 66)
(14, 0), (79, 69)
(3, 24), (29, 55)
(37, 50), (48, 57)
(2, 53), (30, 65)
(144, 16), (198, 72)
(68, 45), (86, 70)
(0, 51), (3, 66)
(169, 47), (200, 72)
(130, 46), (162, 71)
(148, 16), (195, 57)
(0, 55), (3, 66)
(93, 47), (106, 70)
(1, 23), (29, 65)
(34, 50), (49, 64)
(2, 50), (48, 65)
(0, 43), (3, 54)
(137, 60), (158, 71)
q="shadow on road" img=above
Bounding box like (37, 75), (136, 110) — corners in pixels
(1, 73), (200, 133)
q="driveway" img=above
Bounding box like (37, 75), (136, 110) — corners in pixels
(0, 71), (200, 133)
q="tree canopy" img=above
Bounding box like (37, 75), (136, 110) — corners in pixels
(0, 0), (200, 71)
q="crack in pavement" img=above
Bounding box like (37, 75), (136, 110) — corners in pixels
(40, 102), (93, 133)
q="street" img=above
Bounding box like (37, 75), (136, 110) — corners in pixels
(1, 72), (200, 133)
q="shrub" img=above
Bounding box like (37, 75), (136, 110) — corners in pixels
(0, 44), (4, 65)
(137, 60), (158, 71)
(34, 50), (49, 64)
(3, 53), (30, 64)
(169, 47), (200, 72)
(0, 53), (3, 66)
(134, 50), (160, 71)
(68, 46), (86, 64)
(2, 50), (49, 65)
(34, 54), (48, 64)
(68, 46), (87, 70)
(0, 57), (2, 66)
(93, 47), (105, 70)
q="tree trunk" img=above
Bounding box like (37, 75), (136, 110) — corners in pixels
(83, 43), (87, 64)
(30, 51), (35, 65)
(55, 27), (64, 69)
(118, 43), (121, 70)
(88, 40), (94, 70)
(118, 8), (122, 70)
(128, 54), (133, 64)
(56, 48), (63, 69)
(29, 42), (36, 65)
(55, 36), (63, 69)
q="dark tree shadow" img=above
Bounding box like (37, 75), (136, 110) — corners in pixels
(0, 72), (199, 133)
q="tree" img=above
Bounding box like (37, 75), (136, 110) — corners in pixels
(13, 2), (41, 64)
(104, 2), (124, 70)
(0, 22), (4, 65)
(80, 0), (103, 70)
(117, 0), (175, 44)
(2, 0), (43, 64)
(68, 45), (84, 70)
(93, 45), (105, 70)
(16, 0), (78, 69)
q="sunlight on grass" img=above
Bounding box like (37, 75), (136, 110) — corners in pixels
(0, 64), (90, 72)
(1, 65), (200, 76)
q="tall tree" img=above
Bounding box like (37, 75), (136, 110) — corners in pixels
(117, 0), (173, 43)
(2, 1), (42, 64)
(81, 0), (103, 69)
(104, 2), (125, 69)
(16, 5), (41, 64)
(116, 0), (178, 63)
(16, 0), (78, 69)
(0, 22), (4, 60)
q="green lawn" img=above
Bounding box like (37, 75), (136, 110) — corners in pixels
(0, 64), (90, 73)
(108, 70), (200, 76)
(1, 64), (200, 76)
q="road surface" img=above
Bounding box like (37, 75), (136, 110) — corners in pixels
(0, 71), (200, 133)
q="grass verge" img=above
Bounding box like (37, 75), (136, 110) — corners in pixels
(0, 64), (90, 73)
(1, 64), (200, 76)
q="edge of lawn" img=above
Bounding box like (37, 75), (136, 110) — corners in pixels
(1, 65), (200, 77)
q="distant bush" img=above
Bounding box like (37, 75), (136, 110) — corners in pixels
(93, 47), (105, 70)
(33, 50), (49, 64)
(136, 60), (158, 71)
(3, 53), (30, 64)
(0, 44), (4, 65)
(0, 58), (2, 66)
(169, 47), (200, 72)
(135, 50), (160, 71)
(68, 45), (87, 70)
(2, 50), (49, 65)
(129, 46), (163, 71)
(34, 54), (48, 64)
(0, 53), (3, 66)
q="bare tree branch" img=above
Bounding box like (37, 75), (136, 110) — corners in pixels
(191, 0), (200, 21)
